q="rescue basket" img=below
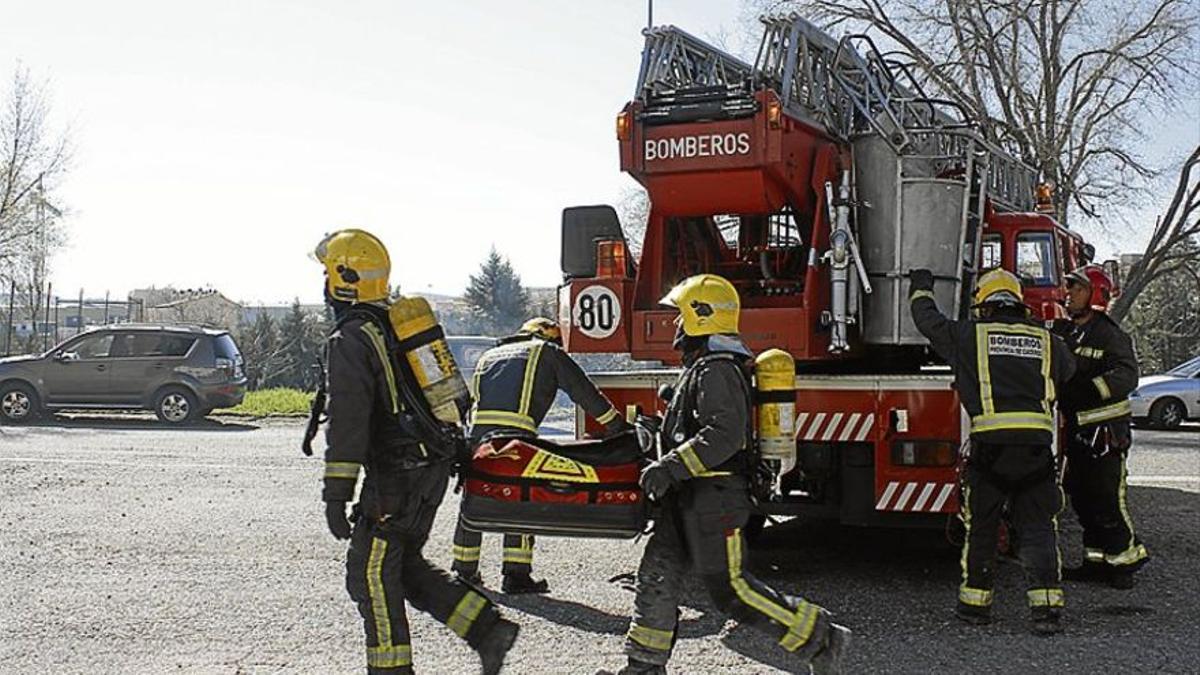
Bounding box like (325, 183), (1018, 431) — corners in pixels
(459, 432), (647, 539)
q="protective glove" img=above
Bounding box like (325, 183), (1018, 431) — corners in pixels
(603, 418), (635, 438)
(325, 501), (353, 540)
(909, 268), (934, 293)
(639, 461), (679, 501)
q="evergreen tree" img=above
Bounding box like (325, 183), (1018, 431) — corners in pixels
(277, 300), (325, 390)
(463, 247), (530, 335)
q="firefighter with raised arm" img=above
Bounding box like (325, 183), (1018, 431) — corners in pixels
(908, 268), (1076, 634)
(603, 274), (851, 675)
(451, 317), (631, 593)
(1054, 264), (1148, 588)
(313, 229), (519, 674)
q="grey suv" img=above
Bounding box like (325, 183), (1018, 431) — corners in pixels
(0, 324), (247, 425)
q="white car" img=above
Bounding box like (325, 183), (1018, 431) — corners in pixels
(1130, 355), (1200, 429)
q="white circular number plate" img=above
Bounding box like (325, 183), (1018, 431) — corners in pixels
(573, 285), (621, 340)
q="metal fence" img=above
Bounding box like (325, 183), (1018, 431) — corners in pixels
(3, 282), (146, 357)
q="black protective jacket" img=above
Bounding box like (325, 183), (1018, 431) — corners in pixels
(1052, 314), (1138, 428)
(322, 304), (456, 518)
(468, 337), (621, 443)
(910, 292), (1075, 446)
(658, 335), (755, 482)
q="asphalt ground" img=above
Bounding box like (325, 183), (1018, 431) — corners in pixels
(0, 417), (1197, 674)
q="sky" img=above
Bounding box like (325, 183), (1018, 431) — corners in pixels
(2, 1), (1196, 306)
(2, 0), (742, 305)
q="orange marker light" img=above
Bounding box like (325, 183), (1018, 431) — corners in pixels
(616, 111), (631, 141)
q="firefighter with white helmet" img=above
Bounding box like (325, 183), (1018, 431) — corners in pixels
(313, 229), (519, 674)
(1053, 264), (1148, 588)
(604, 274), (852, 675)
(909, 267), (1076, 634)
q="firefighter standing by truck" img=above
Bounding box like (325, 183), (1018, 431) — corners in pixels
(1054, 265), (1149, 588)
(604, 274), (851, 675)
(313, 229), (519, 674)
(909, 268), (1076, 634)
(452, 317), (631, 593)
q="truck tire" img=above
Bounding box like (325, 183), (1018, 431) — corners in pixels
(1149, 397), (1186, 430)
(154, 387), (199, 425)
(0, 381), (40, 424)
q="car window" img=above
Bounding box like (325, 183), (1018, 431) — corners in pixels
(979, 235), (1002, 270)
(69, 333), (115, 359)
(1015, 232), (1057, 287)
(1166, 356), (1200, 378)
(214, 334), (241, 360)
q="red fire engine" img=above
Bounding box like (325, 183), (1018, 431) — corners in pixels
(558, 17), (1104, 528)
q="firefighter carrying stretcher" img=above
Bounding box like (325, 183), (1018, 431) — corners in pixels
(602, 274), (852, 675)
(452, 317), (631, 593)
(909, 267), (1076, 635)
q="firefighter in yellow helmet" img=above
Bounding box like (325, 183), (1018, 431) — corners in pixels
(604, 274), (851, 675)
(909, 267), (1076, 634)
(452, 316), (630, 593)
(312, 229), (519, 674)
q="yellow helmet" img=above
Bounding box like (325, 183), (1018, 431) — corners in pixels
(972, 268), (1023, 307)
(660, 274), (740, 337)
(313, 229), (391, 303)
(518, 317), (562, 343)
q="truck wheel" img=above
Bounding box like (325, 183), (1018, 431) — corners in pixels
(1149, 398), (1186, 430)
(155, 387), (199, 425)
(0, 382), (39, 424)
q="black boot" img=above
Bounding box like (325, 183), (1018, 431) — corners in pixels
(810, 623), (852, 675)
(502, 572), (549, 594)
(1062, 560), (1110, 584)
(477, 618), (519, 675)
(595, 658), (667, 674)
(456, 570), (484, 587)
(954, 601), (992, 626)
(1030, 606), (1063, 636)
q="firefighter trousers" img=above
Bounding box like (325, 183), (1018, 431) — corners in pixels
(1064, 441), (1149, 570)
(625, 478), (831, 667)
(959, 443), (1064, 611)
(451, 516), (535, 577)
(347, 517), (500, 673)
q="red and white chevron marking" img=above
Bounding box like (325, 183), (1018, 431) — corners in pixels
(875, 481), (956, 512)
(794, 412), (875, 442)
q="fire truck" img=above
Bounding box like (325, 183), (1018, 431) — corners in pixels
(557, 16), (1104, 529)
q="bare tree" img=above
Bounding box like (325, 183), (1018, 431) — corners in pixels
(1110, 145), (1200, 320)
(616, 183), (650, 259)
(745, 0), (1197, 312)
(0, 67), (70, 342)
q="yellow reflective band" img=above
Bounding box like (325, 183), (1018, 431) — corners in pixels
(676, 442), (708, 477)
(975, 327), (994, 416)
(1077, 400), (1132, 425)
(1074, 346), (1105, 359)
(360, 323), (400, 415)
(447, 590), (488, 638)
(367, 644), (412, 668)
(959, 586), (994, 607)
(452, 545), (481, 562)
(1027, 588), (1065, 608)
(779, 601), (820, 652)
(367, 538), (393, 652)
(324, 461), (361, 480)
(1092, 376), (1112, 400)
(909, 289), (936, 302)
(518, 342), (545, 416)
(960, 485), (973, 591)
(726, 529), (794, 627)
(596, 407), (620, 425)
(471, 410), (538, 433)
(1106, 544), (1148, 567)
(502, 538), (534, 564)
(628, 623), (674, 651)
(1084, 548), (1106, 563)
(970, 411), (1054, 433)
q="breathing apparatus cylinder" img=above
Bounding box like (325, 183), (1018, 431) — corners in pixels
(755, 349), (797, 482)
(388, 296), (470, 425)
